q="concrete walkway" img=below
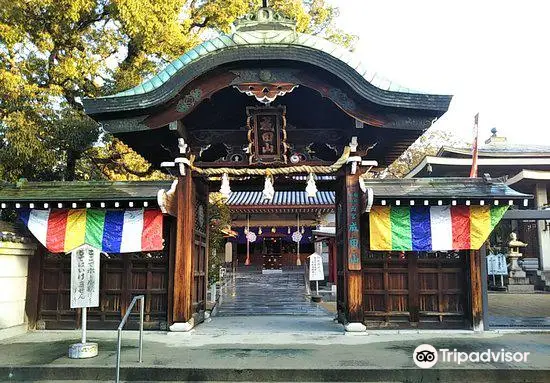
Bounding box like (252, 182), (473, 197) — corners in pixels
(1, 324), (550, 381)
(215, 270), (329, 317)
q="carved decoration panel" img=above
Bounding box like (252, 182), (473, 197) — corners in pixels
(246, 106), (288, 165)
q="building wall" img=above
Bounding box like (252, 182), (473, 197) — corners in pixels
(0, 239), (36, 329)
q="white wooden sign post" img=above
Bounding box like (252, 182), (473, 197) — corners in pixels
(309, 252), (324, 296)
(68, 244), (100, 359)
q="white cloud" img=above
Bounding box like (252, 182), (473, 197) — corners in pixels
(329, 0), (550, 144)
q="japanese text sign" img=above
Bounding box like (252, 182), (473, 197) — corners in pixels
(70, 245), (100, 308)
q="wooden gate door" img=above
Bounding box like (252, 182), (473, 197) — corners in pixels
(172, 174), (208, 325)
(192, 177), (208, 317)
(363, 252), (467, 328)
(37, 248), (169, 330)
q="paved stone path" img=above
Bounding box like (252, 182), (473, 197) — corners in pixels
(215, 270), (330, 316)
(488, 292), (550, 317)
(488, 292), (550, 328)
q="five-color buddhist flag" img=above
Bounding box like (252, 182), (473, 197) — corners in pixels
(369, 205), (508, 251)
(19, 209), (164, 253)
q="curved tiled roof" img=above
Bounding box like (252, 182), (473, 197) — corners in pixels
(104, 30), (419, 100)
(226, 191), (335, 206)
(83, 7), (452, 119)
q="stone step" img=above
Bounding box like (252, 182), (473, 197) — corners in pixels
(215, 270), (325, 317)
(3, 366), (550, 382)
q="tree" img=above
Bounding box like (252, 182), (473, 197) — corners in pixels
(208, 193), (232, 284)
(0, 0), (355, 182)
(383, 128), (466, 178)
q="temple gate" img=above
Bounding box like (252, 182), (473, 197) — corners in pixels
(0, 5), (530, 331)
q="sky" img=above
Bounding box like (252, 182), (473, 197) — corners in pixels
(328, 0), (550, 145)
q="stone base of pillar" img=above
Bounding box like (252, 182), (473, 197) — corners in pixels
(169, 317), (195, 332)
(344, 322), (366, 332)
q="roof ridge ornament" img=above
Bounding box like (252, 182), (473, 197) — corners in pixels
(234, 5), (297, 32)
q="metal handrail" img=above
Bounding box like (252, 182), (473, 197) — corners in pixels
(115, 295), (144, 383)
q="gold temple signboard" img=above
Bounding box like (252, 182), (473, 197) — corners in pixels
(246, 106), (287, 165)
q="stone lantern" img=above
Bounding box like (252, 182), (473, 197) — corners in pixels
(506, 232), (534, 292)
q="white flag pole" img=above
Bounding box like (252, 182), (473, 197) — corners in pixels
(81, 307), (87, 344)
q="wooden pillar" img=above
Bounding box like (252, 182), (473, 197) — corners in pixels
(328, 239), (336, 284)
(469, 249), (484, 331)
(173, 174), (194, 322)
(25, 247), (42, 328)
(345, 171), (364, 324)
(167, 217), (177, 325)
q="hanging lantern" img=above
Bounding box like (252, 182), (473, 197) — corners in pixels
(301, 226), (305, 234)
(305, 172), (318, 198)
(246, 231), (257, 243)
(292, 230), (303, 243)
(258, 226), (263, 235)
(219, 173), (231, 199)
(244, 228), (248, 234)
(271, 227), (276, 233)
(287, 226), (291, 234)
(262, 171), (275, 200)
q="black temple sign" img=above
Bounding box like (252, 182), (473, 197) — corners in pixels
(246, 106), (287, 165)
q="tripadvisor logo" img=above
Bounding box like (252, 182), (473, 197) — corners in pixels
(413, 344), (530, 368)
(413, 344), (438, 368)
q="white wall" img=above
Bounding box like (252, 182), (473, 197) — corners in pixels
(0, 240), (36, 329)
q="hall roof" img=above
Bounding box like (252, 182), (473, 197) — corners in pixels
(405, 156), (550, 179)
(82, 7), (452, 118)
(0, 180), (171, 208)
(226, 191), (335, 212)
(0, 178), (529, 209)
(361, 177), (529, 203)
(100, 30), (422, 100)
(506, 170), (550, 187)
(437, 145), (550, 158)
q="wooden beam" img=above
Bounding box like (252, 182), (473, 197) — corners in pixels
(173, 174), (194, 322)
(503, 209), (550, 220)
(231, 218), (318, 227)
(469, 250), (484, 331)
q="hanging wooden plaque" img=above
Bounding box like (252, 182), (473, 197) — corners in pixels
(246, 106), (288, 165)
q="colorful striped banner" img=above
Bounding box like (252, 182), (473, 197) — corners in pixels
(369, 205), (508, 251)
(19, 209), (163, 253)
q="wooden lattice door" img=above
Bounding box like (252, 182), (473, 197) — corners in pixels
(192, 178), (208, 316)
(37, 249), (168, 330)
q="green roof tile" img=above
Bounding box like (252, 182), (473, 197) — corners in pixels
(98, 28), (429, 100)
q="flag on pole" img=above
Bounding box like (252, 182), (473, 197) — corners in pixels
(470, 113), (480, 178)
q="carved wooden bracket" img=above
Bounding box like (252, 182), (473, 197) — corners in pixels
(234, 83), (298, 104)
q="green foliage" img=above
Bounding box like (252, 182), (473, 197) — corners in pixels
(82, 138), (170, 180)
(0, 0), (354, 182)
(384, 129), (466, 178)
(208, 192), (232, 284)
